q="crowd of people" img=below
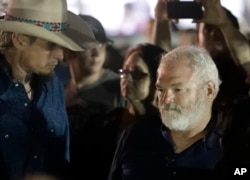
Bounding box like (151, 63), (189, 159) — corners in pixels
(0, 0), (249, 180)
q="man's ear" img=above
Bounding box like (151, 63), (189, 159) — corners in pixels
(206, 81), (217, 101)
(11, 33), (27, 50)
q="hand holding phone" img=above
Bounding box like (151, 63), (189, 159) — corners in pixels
(167, 1), (204, 19)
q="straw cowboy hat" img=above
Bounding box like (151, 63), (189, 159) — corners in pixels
(0, 0), (97, 51)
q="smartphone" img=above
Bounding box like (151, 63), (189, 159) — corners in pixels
(167, 1), (203, 19)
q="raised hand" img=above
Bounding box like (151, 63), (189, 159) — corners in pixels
(194, 0), (228, 27)
(155, 0), (179, 23)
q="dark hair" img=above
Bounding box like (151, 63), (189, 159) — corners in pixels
(79, 14), (113, 44)
(124, 43), (166, 82)
(0, 32), (37, 51)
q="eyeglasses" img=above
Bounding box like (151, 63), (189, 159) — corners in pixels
(119, 69), (150, 80)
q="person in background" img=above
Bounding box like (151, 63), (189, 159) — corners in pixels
(194, 0), (249, 65)
(63, 15), (127, 180)
(195, 0), (248, 108)
(64, 14), (126, 109)
(108, 46), (223, 180)
(196, 1), (250, 178)
(194, 0), (250, 93)
(0, 0), (96, 179)
(115, 43), (166, 131)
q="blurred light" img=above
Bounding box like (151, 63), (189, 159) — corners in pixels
(67, 0), (247, 35)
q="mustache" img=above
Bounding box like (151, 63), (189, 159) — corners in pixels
(162, 103), (182, 113)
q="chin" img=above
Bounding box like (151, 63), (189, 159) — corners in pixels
(135, 90), (148, 100)
(39, 71), (54, 82)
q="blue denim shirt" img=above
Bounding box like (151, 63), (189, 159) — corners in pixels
(0, 58), (70, 179)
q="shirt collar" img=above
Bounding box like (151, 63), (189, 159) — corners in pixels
(160, 114), (222, 150)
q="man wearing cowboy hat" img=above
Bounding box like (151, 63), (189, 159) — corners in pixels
(0, 0), (96, 179)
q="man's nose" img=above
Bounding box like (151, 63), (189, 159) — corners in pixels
(161, 90), (174, 104)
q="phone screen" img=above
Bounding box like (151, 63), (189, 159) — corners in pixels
(167, 1), (203, 19)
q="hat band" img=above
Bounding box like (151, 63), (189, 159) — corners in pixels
(5, 14), (69, 32)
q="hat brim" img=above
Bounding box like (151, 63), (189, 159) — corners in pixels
(0, 11), (97, 51)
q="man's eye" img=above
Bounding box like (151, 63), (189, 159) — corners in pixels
(48, 42), (57, 49)
(174, 88), (185, 93)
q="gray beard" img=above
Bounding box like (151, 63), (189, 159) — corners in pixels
(160, 96), (206, 131)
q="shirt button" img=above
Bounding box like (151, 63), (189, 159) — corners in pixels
(173, 171), (176, 175)
(15, 83), (19, 87)
(24, 103), (28, 107)
(33, 155), (38, 159)
(50, 129), (54, 133)
(4, 134), (9, 138)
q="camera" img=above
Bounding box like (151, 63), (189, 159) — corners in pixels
(167, 1), (203, 19)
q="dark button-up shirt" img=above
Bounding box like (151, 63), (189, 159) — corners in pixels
(108, 115), (223, 180)
(0, 57), (70, 180)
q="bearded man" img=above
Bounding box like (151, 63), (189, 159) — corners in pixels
(108, 46), (223, 180)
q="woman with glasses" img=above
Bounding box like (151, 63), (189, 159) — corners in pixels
(116, 43), (166, 130)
